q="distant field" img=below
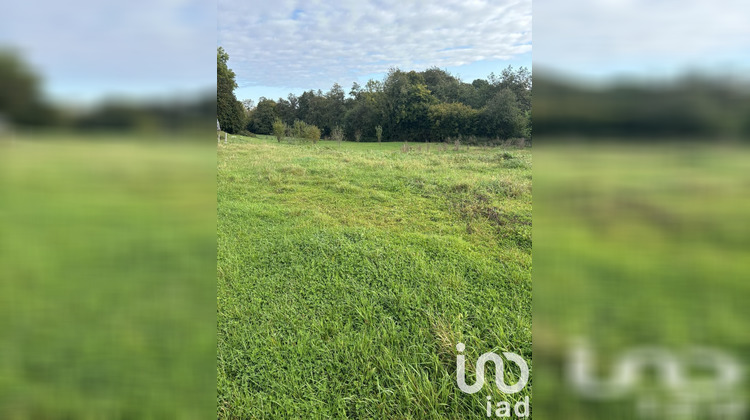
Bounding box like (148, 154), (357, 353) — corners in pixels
(217, 135), (532, 418)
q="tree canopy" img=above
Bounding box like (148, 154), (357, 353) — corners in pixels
(217, 47), (245, 134)
(244, 65), (532, 143)
(0, 49), (56, 126)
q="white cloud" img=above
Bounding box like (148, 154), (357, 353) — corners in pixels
(218, 0), (531, 89)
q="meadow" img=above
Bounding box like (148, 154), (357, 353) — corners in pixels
(217, 135), (532, 418)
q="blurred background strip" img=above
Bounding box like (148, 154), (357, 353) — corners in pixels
(0, 0), (217, 418)
(534, 0), (750, 418)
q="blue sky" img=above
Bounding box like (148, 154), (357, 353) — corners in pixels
(4, 0), (745, 106)
(218, 0), (532, 104)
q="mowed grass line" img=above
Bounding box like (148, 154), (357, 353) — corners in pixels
(218, 135), (532, 418)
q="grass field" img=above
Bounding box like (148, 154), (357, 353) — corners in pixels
(0, 133), (216, 418)
(217, 135), (532, 418)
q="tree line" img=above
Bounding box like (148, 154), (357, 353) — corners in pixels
(218, 47), (531, 143)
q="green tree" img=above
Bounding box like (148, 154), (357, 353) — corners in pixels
(523, 109), (532, 140)
(480, 88), (524, 139)
(291, 119), (306, 138)
(324, 83), (346, 135)
(248, 98), (277, 134)
(344, 100), (373, 140)
(304, 124), (321, 144)
(0, 50), (55, 126)
(217, 47), (245, 134)
(422, 67), (461, 103)
(428, 102), (478, 140)
(275, 97), (296, 125)
(497, 66), (532, 112)
(297, 90), (326, 134)
(272, 118), (286, 142)
(383, 69), (436, 141)
(344, 80), (385, 141)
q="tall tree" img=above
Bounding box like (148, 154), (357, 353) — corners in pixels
(217, 47), (245, 134)
(323, 83), (346, 135)
(275, 97), (296, 125)
(0, 50), (55, 126)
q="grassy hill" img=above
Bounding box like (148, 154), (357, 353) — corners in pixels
(217, 135), (532, 418)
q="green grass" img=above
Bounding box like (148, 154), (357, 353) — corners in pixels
(0, 133), (216, 418)
(217, 134), (532, 418)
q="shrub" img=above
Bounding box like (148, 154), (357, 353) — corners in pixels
(331, 125), (344, 145)
(272, 118), (286, 143)
(292, 119), (306, 139)
(304, 124), (321, 144)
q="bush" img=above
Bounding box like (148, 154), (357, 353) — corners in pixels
(272, 118), (286, 143)
(331, 125), (344, 145)
(292, 119), (306, 138)
(304, 124), (321, 144)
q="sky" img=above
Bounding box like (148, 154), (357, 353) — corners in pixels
(4, 0), (745, 107)
(217, 0), (532, 104)
(533, 0), (750, 83)
(0, 0), (215, 104)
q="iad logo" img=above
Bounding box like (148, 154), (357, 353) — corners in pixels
(568, 339), (746, 419)
(456, 343), (530, 417)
